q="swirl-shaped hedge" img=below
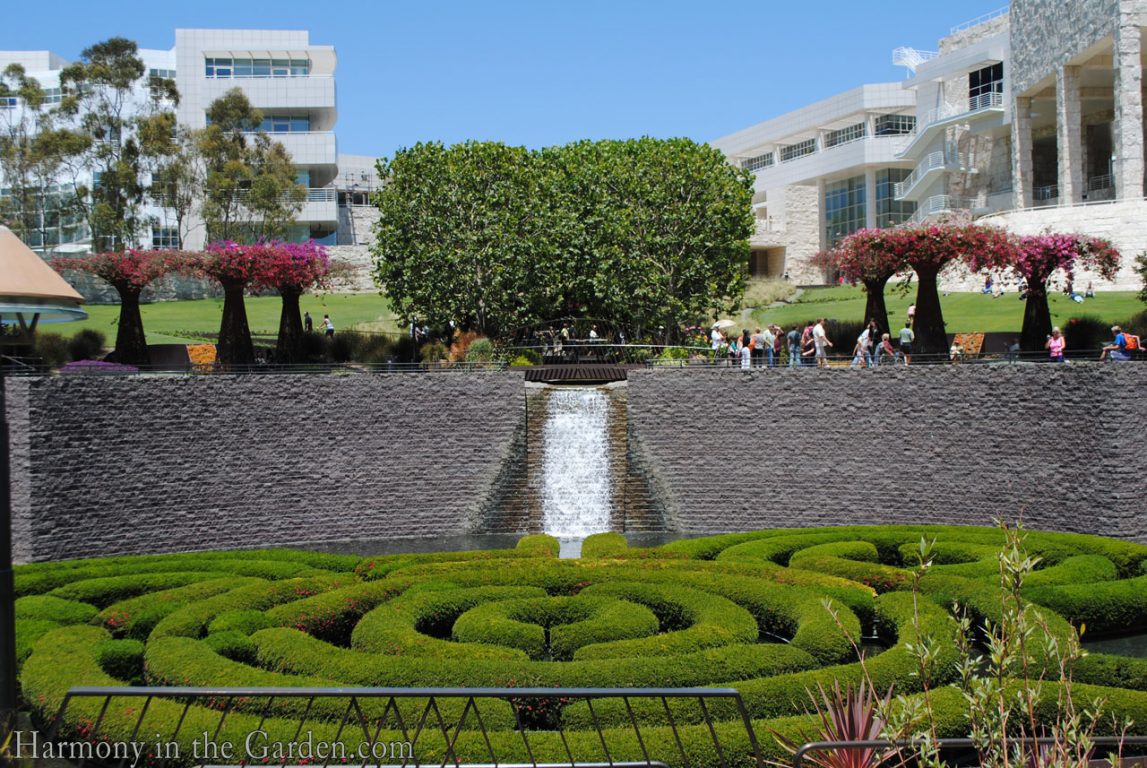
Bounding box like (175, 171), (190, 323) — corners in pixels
(15, 527), (1147, 767)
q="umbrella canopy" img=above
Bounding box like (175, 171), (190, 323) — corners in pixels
(0, 226), (87, 324)
(711, 319), (736, 330)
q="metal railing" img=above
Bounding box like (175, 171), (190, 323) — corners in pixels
(793, 736), (1146, 768)
(1032, 183), (1059, 204)
(921, 91), (1004, 130)
(228, 187), (336, 205)
(907, 194), (975, 223)
(893, 150), (965, 200)
(949, 5), (1009, 34)
(42, 686), (764, 768)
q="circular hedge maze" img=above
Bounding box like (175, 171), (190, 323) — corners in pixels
(14, 525), (1147, 767)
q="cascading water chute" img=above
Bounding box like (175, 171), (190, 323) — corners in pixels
(540, 387), (613, 541)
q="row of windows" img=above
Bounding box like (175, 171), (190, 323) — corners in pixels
(204, 57), (310, 78)
(781, 138), (817, 162)
(969, 63), (1004, 100)
(741, 152), (774, 172)
(825, 122), (866, 148)
(258, 115), (311, 133)
(151, 225), (180, 248)
(745, 114), (915, 171)
(875, 168), (916, 228)
(0, 96), (17, 109)
(824, 175), (866, 247)
(874, 113), (916, 136)
(149, 68), (177, 80)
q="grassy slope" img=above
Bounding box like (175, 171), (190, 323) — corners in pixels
(51, 293), (400, 345)
(747, 286), (1143, 333)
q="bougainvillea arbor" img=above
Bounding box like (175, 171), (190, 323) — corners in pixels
(828, 223), (1012, 357)
(968, 233), (1120, 352)
(53, 250), (189, 365)
(195, 240), (333, 366)
(251, 240), (331, 364)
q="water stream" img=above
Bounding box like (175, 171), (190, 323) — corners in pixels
(539, 387), (613, 556)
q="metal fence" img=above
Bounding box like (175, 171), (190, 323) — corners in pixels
(38, 686), (764, 768)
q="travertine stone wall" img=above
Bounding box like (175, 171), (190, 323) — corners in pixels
(751, 184), (822, 284)
(626, 366), (1147, 542)
(981, 198), (1147, 288)
(6, 373), (524, 562)
(1010, 0), (1117, 95)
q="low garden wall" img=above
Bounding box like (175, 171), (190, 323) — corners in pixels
(626, 365), (1147, 541)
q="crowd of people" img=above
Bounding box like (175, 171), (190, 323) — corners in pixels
(709, 316), (916, 369)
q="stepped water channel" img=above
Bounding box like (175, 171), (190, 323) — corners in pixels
(539, 387), (614, 557)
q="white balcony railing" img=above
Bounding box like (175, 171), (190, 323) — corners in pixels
(229, 187), (335, 204)
(893, 150), (967, 200)
(921, 91), (1004, 130)
(908, 194), (975, 224)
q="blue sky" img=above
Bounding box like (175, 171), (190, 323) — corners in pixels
(6, 0), (1006, 158)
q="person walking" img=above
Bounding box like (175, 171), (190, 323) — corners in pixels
(761, 325), (776, 368)
(812, 318), (832, 368)
(786, 325), (800, 368)
(304, 311), (313, 333)
(863, 319), (879, 368)
(321, 314), (335, 337)
(898, 321), (914, 365)
(1046, 327), (1066, 362)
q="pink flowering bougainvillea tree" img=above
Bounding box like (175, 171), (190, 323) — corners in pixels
(197, 240), (263, 366)
(896, 223), (1012, 357)
(968, 232), (1120, 352)
(52, 249), (188, 365)
(819, 230), (906, 336)
(251, 240), (332, 364)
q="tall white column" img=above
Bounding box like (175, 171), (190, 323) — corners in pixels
(864, 168), (878, 229)
(1113, 16), (1144, 199)
(1012, 96), (1034, 208)
(816, 178), (827, 251)
(1056, 65), (1084, 204)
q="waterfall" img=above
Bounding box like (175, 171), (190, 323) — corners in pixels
(540, 387), (613, 547)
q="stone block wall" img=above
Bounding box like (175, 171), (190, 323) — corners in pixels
(1010, 0), (1115, 95)
(6, 373), (524, 562)
(626, 366), (1147, 541)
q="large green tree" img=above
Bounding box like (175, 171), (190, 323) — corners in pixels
(371, 138), (753, 340)
(55, 37), (179, 252)
(372, 141), (555, 338)
(0, 64), (83, 250)
(198, 89), (305, 244)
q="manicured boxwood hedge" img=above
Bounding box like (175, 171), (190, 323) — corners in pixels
(15, 525), (1147, 768)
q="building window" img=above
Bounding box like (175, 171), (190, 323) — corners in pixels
(741, 152), (774, 172)
(780, 138), (817, 162)
(205, 57), (310, 78)
(151, 226), (180, 249)
(876, 168), (916, 228)
(260, 115), (311, 133)
(874, 114), (916, 136)
(824, 175), (866, 247)
(825, 123), (866, 148)
(148, 68), (176, 79)
(969, 63), (1004, 109)
(0, 96), (17, 109)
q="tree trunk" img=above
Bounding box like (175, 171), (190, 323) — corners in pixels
(1020, 281), (1053, 353)
(911, 265), (948, 358)
(216, 280), (254, 366)
(275, 287), (304, 364)
(862, 276), (892, 339)
(112, 285), (150, 366)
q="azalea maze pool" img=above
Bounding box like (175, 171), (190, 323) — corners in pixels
(14, 525), (1147, 767)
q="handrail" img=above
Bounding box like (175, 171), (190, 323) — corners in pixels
(908, 194), (976, 223)
(978, 194), (1147, 219)
(893, 150), (964, 200)
(949, 5), (1009, 34)
(922, 91), (1004, 129)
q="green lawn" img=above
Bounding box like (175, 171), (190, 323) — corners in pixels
(52, 292), (400, 345)
(745, 286), (1144, 333)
